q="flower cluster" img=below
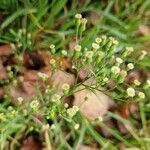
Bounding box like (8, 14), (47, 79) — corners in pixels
(67, 105), (79, 118)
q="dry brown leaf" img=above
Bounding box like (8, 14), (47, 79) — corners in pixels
(51, 70), (75, 90)
(74, 85), (114, 120)
(0, 87), (4, 99)
(20, 136), (43, 150)
(0, 61), (7, 80)
(0, 44), (13, 56)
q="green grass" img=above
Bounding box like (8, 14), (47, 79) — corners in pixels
(0, 0), (150, 149)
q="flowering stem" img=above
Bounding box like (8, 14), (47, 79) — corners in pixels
(45, 130), (52, 150)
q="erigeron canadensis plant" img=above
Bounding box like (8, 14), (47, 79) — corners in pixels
(0, 14), (149, 150)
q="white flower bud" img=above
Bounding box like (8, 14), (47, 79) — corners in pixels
(74, 124), (80, 130)
(85, 51), (94, 59)
(51, 94), (61, 103)
(111, 66), (120, 74)
(95, 37), (102, 44)
(50, 44), (55, 49)
(127, 87), (135, 97)
(61, 50), (67, 56)
(134, 80), (141, 86)
(62, 83), (70, 91)
(116, 57), (123, 64)
(49, 59), (56, 65)
(74, 44), (81, 52)
(81, 18), (87, 24)
(75, 13), (82, 19)
(120, 70), (127, 78)
(17, 97), (23, 104)
(92, 43), (100, 50)
(126, 47), (134, 53)
(127, 63), (134, 70)
(38, 72), (49, 81)
(138, 92), (145, 99)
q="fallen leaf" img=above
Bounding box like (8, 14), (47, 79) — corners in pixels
(0, 87), (4, 99)
(0, 44), (13, 56)
(74, 85), (114, 120)
(20, 136), (43, 150)
(51, 70), (75, 90)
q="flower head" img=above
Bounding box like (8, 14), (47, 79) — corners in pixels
(134, 80), (141, 86)
(127, 63), (134, 70)
(138, 92), (145, 99)
(38, 72), (49, 81)
(75, 13), (82, 19)
(85, 51), (94, 59)
(127, 87), (135, 97)
(81, 18), (87, 24)
(95, 37), (102, 44)
(111, 66), (120, 74)
(116, 57), (123, 64)
(92, 43), (100, 50)
(17, 97), (23, 104)
(74, 123), (80, 130)
(51, 94), (61, 103)
(62, 83), (70, 94)
(67, 105), (79, 118)
(74, 44), (81, 52)
(126, 47), (134, 53)
(50, 44), (55, 49)
(120, 70), (127, 78)
(49, 59), (56, 65)
(30, 100), (39, 111)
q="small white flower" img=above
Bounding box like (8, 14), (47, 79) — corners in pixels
(73, 105), (79, 112)
(61, 50), (67, 56)
(103, 77), (108, 82)
(98, 116), (103, 122)
(92, 43), (100, 50)
(134, 80), (141, 86)
(139, 50), (147, 60)
(101, 35), (107, 40)
(81, 18), (87, 24)
(51, 94), (61, 103)
(127, 63), (134, 70)
(126, 47), (134, 53)
(38, 72), (49, 81)
(109, 37), (118, 45)
(111, 66), (120, 74)
(50, 44), (55, 49)
(116, 57), (123, 64)
(95, 37), (102, 44)
(67, 105), (79, 118)
(85, 51), (94, 59)
(62, 83), (70, 91)
(142, 50), (147, 56)
(74, 44), (81, 52)
(30, 100), (39, 110)
(64, 103), (69, 108)
(17, 97), (23, 104)
(10, 43), (16, 50)
(49, 59), (56, 65)
(120, 70), (127, 78)
(74, 123), (80, 130)
(127, 87), (135, 97)
(147, 79), (150, 85)
(138, 92), (145, 99)
(42, 124), (50, 131)
(75, 13), (82, 19)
